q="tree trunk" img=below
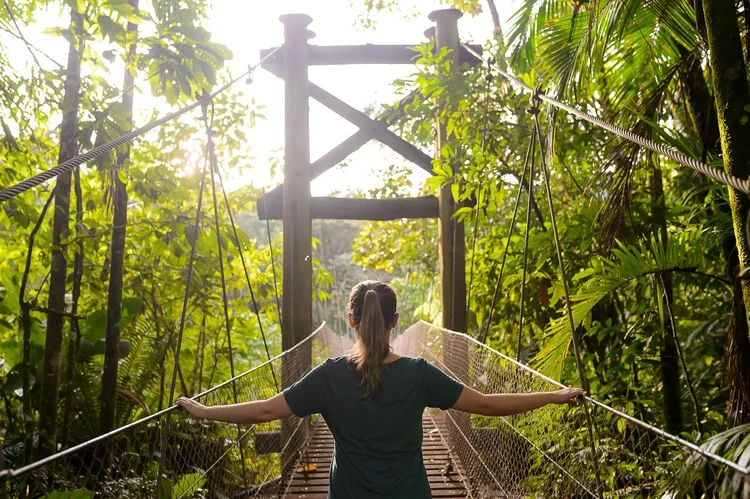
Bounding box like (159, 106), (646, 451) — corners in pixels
(38, 9), (83, 458)
(702, 0), (750, 337)
(485, 0), (500, 34)
(651, 161), (684, 434)
(678, 48), (719, 158)
(675, 19), (750, 427)
(61, 166), (84, 450)
(742, 0), (750, 60)
(100, 1), (138, 435)
(725, 234), (750, 425)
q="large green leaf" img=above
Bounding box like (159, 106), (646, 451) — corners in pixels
(532, 229), (708, 379)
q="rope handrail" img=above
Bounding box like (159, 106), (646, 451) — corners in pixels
(458, 44), (750, 195)
(418, 320), (750, 477)
(0, 321), (326, 482)
(0, 47), (282, 204)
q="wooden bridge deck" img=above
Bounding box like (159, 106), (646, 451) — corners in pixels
(285, 413), (469, 498)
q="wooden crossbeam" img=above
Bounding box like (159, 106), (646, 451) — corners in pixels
(309, 84), (434, 173)
(260, 44), (482, 66)
(266, 90), (417, 198)
(310, 129), (372, 179)
(262, 62), (433, 174)
(258, 195), (439, 220)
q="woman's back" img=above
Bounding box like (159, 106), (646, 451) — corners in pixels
(284, 355), (463, 499)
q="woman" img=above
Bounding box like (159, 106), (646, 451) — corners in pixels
(177, 280), (584, 498)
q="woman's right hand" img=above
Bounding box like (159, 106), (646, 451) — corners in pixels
(550, 388), (585, 406)
(176, 397), (209, 419)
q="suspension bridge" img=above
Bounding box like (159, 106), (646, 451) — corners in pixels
(1, 8), (749, 499)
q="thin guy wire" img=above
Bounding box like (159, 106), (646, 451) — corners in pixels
(495, 414), (597, 497)
(516, 118), (536, 363)
(204, 100), (250, 490)
(423, 410), (477, 499)
(466, 59), (494, 330)
(260, 188), (283, 340)
(261, 415), (310, 498)
(154, 143), (210, 498)
(0, 47), (282, 204)
(459, 43), (750, 195)
(481, 127), (537, 344)
(215, 165), (279, 392)
(531, 111), (602, 491)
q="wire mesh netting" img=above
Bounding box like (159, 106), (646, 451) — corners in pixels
(392, 321), (750, 499)
(0, 324), (352, 499)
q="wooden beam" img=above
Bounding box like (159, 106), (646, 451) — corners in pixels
(259, 90), (421, 205)
(258, 195), (439, 220)
(279, 13), (313, 353)
(260, 44), (482, 66)
(262, 62), (434, 174)
(308, 84), (434, 173)
(310, 129), (372, 179)
(432, 8), (467, 334)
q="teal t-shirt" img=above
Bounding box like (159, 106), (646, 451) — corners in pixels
(283, 356), (464, 498)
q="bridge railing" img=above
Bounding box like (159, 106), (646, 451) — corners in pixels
(392, 321), (750, 499)
(0, 323), (352, 499)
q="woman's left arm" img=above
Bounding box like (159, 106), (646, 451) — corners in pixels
(176, 393), (293, 424)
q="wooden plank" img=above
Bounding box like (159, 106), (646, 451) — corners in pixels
(258, 195), (439, 221)
(260, 44), (482, 66)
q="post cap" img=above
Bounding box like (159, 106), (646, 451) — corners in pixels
(424, 26), (436, 40)
(428, 8), (463, 22)
(279, 13), (313, 27)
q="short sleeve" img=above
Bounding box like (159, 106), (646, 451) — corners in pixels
(283, 362), (327, 417)
(421, 358), (464, 410)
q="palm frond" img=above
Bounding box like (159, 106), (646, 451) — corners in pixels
(532, 228), (707, 379)
(670, 423), (750, 497)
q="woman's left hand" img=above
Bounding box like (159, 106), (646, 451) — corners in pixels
(176, 397), (209, 419)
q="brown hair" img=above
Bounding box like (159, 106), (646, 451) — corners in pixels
(347, 280), (397, 399)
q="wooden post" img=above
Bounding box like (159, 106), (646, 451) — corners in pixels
(431, 9), (467, 334)
(279, 14), (313, 483)
(280, 14), (313, 356)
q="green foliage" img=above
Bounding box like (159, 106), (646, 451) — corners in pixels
(0, 0), (283, 466)
(45, 490), (94, 499)
(534, 229), (710, 380)
(348, 3), (746, 492)
(172, 472), (206, 498)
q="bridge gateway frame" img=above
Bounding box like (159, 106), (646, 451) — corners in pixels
(256, 9), (481, 356)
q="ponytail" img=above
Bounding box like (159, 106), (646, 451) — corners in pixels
(347, 282), (397, 399)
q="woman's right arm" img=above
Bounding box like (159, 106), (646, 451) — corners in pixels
(451, 385), (584, 417)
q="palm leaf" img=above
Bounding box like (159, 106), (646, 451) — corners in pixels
(532, 228), (708, 379)
(670, 423), (750, 497)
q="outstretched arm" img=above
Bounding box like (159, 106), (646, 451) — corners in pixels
(176, 393), (293, 424)
(451, 386), (584, 417)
